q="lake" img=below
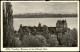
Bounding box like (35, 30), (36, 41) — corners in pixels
(13, 17), (78, 31)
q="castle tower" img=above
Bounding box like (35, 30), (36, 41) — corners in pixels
(63, 20), (67, 28)
(18, 24), (22, 33)
(56, 20), (61, 32)
(38, 22), (42, 32)
(38, 22), (41, 27)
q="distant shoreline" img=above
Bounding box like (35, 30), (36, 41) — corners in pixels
(13, 13), (77, 18)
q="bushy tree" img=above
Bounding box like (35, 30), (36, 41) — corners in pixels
(12, 36), (21, 47)
(35, 35), (47, 47)
(61, 33), (73, 47)
(47, 34), (59, 47)
(71, 28), (77, 46)
(21, 34), (38, 47)
(21, 32), (48, 47)
(42, 25), (49, 39)
(61, 28), (77, 47)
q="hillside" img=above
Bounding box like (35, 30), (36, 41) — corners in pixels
(13, 13), (77, 18)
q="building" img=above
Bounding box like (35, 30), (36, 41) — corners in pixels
(18, 19), (68, 45)
(18, 20), (67, 35)
(18, 23), (56, 34)
(56, 20), (67, 45)
(56, 20), (67, 33)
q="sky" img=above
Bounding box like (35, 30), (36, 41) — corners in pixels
(11, 2), (77, 15)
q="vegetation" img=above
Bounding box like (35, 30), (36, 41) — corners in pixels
(47, 35), (59, 47)
(3, 2), (78, 47)
(3, 2), (14, 47)
(12, 24), (77, 47)
(61, 28), (77, 47)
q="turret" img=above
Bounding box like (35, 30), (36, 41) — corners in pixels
(64, 20), (67, 28)
(38, 22), (42, 32)
(38, 22), (41, 27)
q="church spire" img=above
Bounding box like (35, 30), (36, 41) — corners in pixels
(38, 22), (41, 27)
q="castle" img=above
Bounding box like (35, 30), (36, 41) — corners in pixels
(18, 19), (67, 35)
(18, 23), (56, 35)
(18, 19), (68, 45)
(56, 20), (67, 33)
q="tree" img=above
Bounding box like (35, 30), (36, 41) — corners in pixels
(71, 28), (77, 46)
(35, 34), (47, 47)
(47, 34), (59, 47)
(3, 2), (14, 47)
(61, 33), (73, 47)
(42, 25), (49, 39)
(12, 34), (21, 47)
(61, 28), (77, 47)
(21, 34), (38, 47)
(21, 33), (47, 47)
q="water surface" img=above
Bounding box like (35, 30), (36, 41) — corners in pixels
(13, 17), (77, 31)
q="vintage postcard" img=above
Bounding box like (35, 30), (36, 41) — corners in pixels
(1, 1), (79, 51)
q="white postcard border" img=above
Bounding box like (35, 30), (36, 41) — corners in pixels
(1, 1), (79, 51)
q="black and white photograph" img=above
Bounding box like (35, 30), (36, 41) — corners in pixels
(1, 1), (79, 51)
